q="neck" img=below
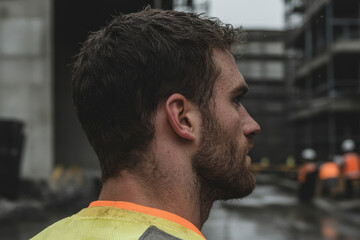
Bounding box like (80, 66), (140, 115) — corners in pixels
(98, 167), (214, 229)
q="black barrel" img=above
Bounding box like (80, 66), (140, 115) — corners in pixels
(0, 119), (25, 200)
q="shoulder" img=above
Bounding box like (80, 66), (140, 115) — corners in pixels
(30, 215), (74, 240)
(31, 206), (204, 240)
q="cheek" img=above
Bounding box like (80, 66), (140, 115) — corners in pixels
(226, 112), (243, 135)
(216, 106), (240, 126)
(213, 101), (244, 135)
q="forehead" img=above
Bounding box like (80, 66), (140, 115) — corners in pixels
(212, 49), (246, 94)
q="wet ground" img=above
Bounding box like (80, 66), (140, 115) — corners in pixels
(202, 184), (360, 240)
(1, 181), (360, 240)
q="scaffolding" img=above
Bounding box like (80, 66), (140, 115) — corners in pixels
(285, 0), (360, 161)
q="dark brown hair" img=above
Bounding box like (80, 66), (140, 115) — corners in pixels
(72, 7), (245, 182)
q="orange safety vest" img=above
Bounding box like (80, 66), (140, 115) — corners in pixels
(319, 162), (340, 180)
(298, 162), (316, 183)
(342, 153), (360, 179)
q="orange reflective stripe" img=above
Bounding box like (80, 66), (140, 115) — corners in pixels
(89, 201), (205, 239)
(319, 162), (340, 180)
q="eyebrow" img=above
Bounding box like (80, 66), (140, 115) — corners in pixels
(231, 84), (249, 97)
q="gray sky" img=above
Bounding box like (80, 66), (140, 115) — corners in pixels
(208, 0), (285, 29)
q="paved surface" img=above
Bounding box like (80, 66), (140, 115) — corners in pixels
(202, 184), (360, 240)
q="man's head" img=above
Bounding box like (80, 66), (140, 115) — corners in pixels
(72, 8), (248, 183)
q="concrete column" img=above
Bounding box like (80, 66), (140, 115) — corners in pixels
(306, 76), (312, 100)
(328, 114), (336, 157)
(305, 119), (313, 147)
(305, 26), (313, 60)
(325, 2), (333, 47)
(326, 2), (336, 98)
(0, 0), (53, 180)
(327, 59), (335, 97)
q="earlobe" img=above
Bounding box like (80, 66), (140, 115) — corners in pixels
(165, 94), (196, 141)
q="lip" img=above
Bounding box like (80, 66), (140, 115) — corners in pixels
(245, 155), (251, 166)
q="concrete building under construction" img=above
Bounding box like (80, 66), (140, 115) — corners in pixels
(285, 0), (360, 161)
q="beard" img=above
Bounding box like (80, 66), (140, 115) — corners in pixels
(191, 109), (256, 201)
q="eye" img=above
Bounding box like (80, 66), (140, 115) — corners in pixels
(233, 95), (243, 106)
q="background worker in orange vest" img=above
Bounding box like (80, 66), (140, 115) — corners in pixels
(317, 157), (340, 197)
(341, 139), (360, 198)
(297, 148), (318, 203)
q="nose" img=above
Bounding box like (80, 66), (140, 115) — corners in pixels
(243, 112), (261, 138)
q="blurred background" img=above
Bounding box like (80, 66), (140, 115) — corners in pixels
(0, 0), (360, 239)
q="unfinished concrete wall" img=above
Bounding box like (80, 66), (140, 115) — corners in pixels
(0, 0), (53, 179)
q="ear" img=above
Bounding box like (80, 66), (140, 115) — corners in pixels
(165, 94), (198, 141)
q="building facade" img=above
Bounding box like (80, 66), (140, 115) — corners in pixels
(285, 0), (360, 161)
(0, 0), (174, 180)
(173, 0), (209, 12)
(236, 30), (293, 164)
(0, 0), (53, 179)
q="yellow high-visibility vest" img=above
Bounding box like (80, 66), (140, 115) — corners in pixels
(31, 201), (205, 240)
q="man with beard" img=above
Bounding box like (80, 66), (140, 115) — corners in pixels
(32, 7), (260, 240)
